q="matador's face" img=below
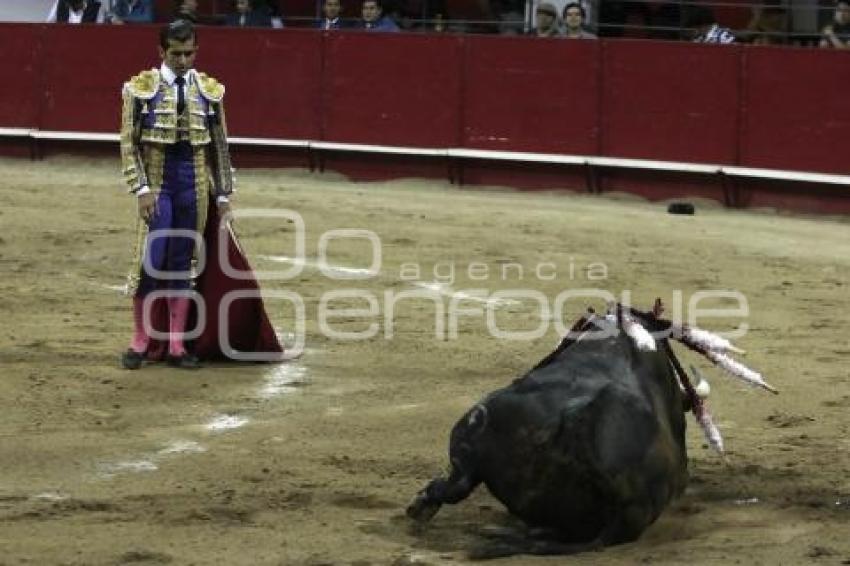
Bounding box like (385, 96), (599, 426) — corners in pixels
(159, 38), (197, 77)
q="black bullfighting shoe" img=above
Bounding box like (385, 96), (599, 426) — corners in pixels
(121, 349), (145, 370)
(167, 353), (201, 369)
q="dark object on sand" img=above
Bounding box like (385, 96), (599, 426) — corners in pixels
(667, 202), (695, 215)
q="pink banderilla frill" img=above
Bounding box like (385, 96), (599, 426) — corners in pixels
(618, 300), (778, 454)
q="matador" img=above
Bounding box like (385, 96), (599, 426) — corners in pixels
(119, 20), (234, 369)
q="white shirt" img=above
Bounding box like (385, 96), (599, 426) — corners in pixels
(46, 1), (106, 23)
(160, 63), (194, 100)
(159, 63), (219, 123)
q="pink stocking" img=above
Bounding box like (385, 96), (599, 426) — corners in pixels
(129, 296), (150, 354)
(168, 296), (191, 357)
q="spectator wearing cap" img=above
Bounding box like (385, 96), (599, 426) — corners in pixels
(821, 1), (850, 48)
(563, 2), (596, 38)
(530, 2), (562, 37)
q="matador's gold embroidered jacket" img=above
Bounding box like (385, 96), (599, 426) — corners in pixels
(120, 67), (235, 294)
(119, 67), (234, 199)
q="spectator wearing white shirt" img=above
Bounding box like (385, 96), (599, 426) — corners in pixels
(687, 6), (735, 44)
(47, 0), (106, 23)
(821, 0), (850, 49)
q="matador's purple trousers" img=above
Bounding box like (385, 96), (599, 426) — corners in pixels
(131, 141), (198, 357)
(136, 141), (198, 297)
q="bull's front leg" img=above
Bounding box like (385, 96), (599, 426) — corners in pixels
(406, 455), (480, 522)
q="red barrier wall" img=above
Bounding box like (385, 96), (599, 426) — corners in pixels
(742, 47), (850, 175)
(40, 26), (156, 132)
(0, 24), (42, 129)
(201, 28), (323, 139)
(3, 23), (850, 213)
(323, 33), (463, 146)
(463, 36), (599, 155)
(601, 40), (740, 164)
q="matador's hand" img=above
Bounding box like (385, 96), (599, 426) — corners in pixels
(138, 192), (156, 223)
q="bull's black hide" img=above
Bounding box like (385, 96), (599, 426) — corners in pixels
(407, 317), (688, 555)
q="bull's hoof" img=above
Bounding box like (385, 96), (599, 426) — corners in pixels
(406, 493), (441, 522)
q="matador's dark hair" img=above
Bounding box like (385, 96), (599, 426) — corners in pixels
(160, 19), (197, 50)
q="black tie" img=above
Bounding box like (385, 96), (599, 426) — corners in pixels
(175, 76), (186, 114)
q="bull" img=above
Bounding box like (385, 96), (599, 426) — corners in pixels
(407, 303), (775, 555)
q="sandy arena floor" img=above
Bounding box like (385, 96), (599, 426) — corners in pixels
(0, 156), (848, 565)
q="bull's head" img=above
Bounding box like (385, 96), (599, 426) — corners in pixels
(552, 300), (777, 455)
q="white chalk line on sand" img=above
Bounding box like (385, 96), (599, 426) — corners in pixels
(32, 492), (69, 502)
(96, 360), (308, 479)
(97, 440), (209, 479)
(410, 280), (520, 307)
(260, 255), (376, 277)
(95, 253), (521, 479)
(259, 361), (309, 400)
(258, 255), (521, 307)
(96, 355), (310, 479)
(204, 415), (251, 432)
(85, 279), (129, 294)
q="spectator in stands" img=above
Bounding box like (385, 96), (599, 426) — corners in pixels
(173, 0), (198, 23)
(359, 0), (399, 31)
(225, 0), (272, 27)
(433, 13), (446, 32)
(108, 0), (154, 24)
(530, 2), (562, 37)
(821, 0), (850, 48)
(382, 0), (415, 30)
(257, 0), (285, 28)
(47, 0), (106, 23)
(493, 0), (525, 35)
(745, 1), (788, 45)
(563, 2), (597, 38)
(318, 0), (345, 29)
(687, 6), (735, 44)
